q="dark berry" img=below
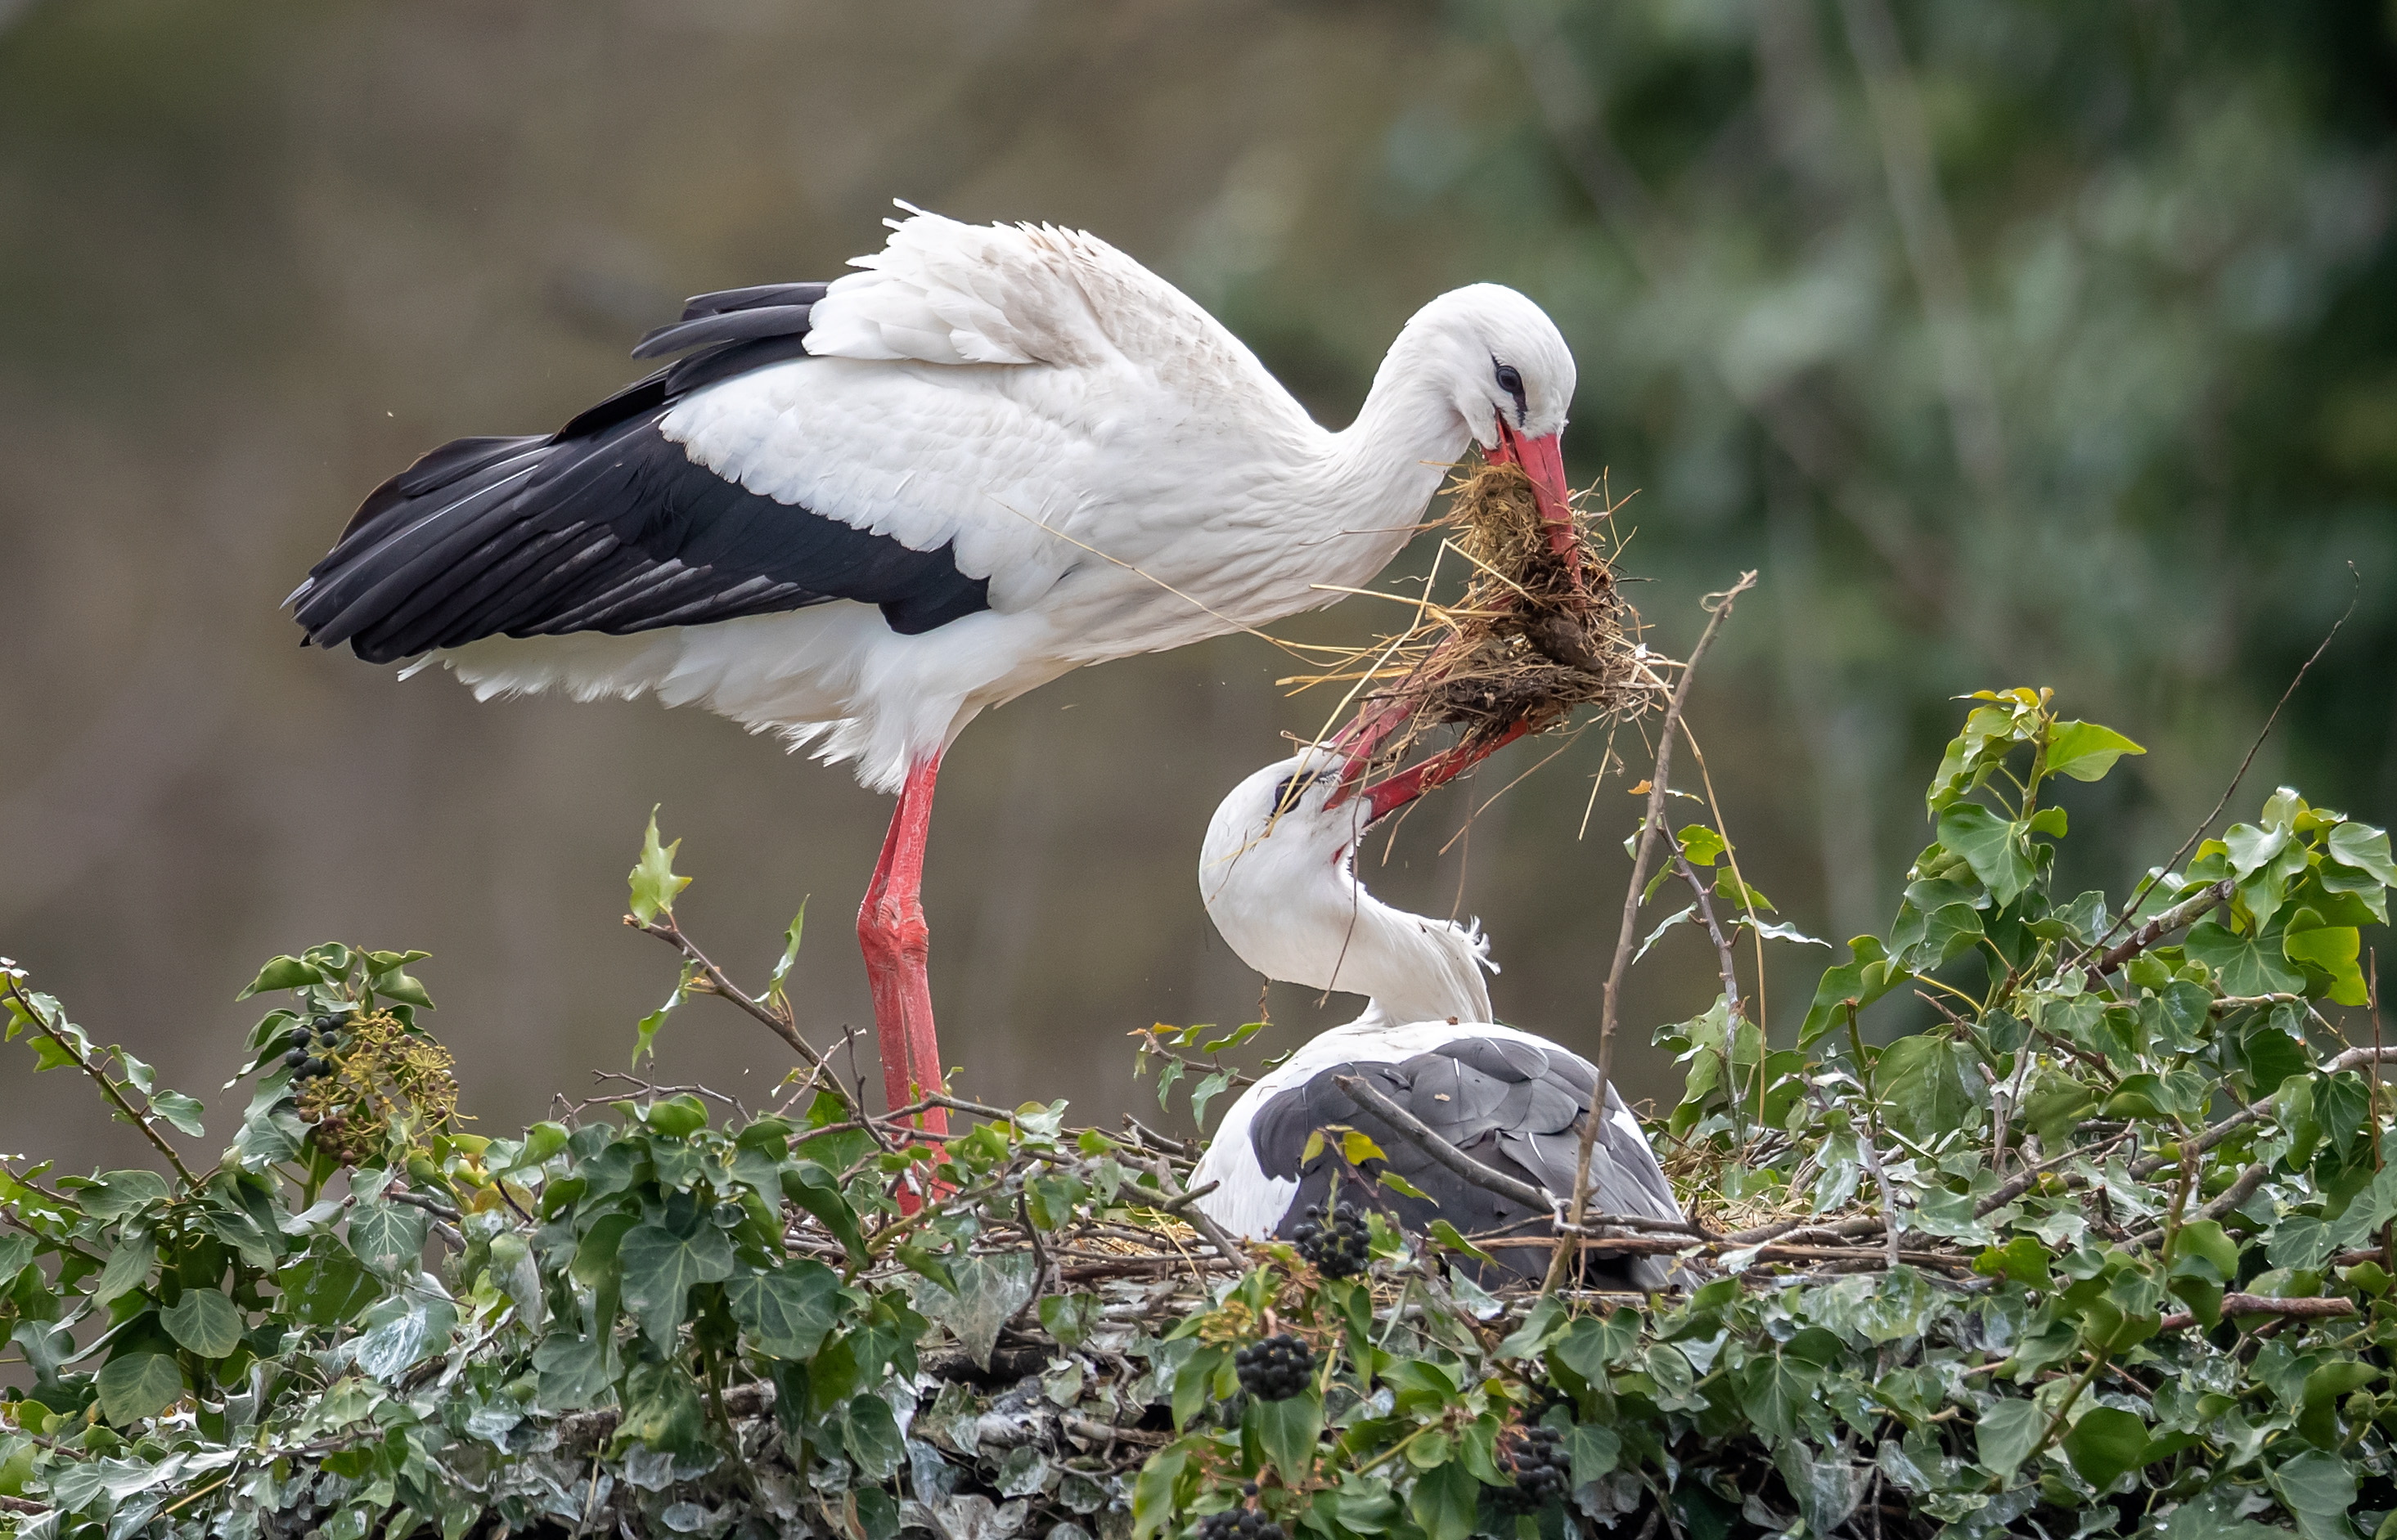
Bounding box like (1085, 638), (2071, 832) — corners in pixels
(284, 1047), (308, 1070)
(1292, 1202), (1370, 1279)
(1195, 1511), (1284, 1540)
(1491, 1426), (1571, 1512)
(300, 1057), (329, 1080)
(1233, 1333), (1315, 1401)
(311, 1015), (340, 1031)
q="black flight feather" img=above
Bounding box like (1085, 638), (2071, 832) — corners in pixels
(293, 281), (989, 663)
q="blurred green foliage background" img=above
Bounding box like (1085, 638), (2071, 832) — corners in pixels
(2, 0), (2390, 1171)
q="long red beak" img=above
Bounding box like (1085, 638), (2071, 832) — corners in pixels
(1486, 418), (1578, 574)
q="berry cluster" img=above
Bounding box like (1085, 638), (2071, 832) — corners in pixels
(283, 1014), (349, 1084)
(1292, 1201), (1369, 1279)
(1233, 1333), (1315, 1400)
(1491, 1426), (1571, 1512)
(1195, 1508), (1283, 1540)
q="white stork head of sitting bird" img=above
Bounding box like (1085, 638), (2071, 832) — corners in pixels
(1190, 748), (1684, 1287)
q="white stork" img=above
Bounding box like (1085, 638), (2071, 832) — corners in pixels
(1188, 752), (1683, 1286)
(289, 204), (1581, 1131)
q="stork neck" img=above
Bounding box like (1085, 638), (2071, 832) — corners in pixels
(1310, 326), (1478, 561)
(1202, 817), (1494, 1029)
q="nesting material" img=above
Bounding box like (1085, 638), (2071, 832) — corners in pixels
(1288, 460), (1657, 778)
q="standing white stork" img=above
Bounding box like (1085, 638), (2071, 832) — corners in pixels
(1187, 752), (1683, 1286)
(289, 204), (1581, 1132)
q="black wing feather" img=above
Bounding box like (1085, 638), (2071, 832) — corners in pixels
(1247, 1033), (1679, 1287)
(294, 282), (990, 663)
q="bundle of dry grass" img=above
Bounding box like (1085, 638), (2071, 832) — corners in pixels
(1287, 460), (1661, 780)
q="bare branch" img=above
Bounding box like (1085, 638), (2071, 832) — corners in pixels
(1545, 572), (1756, 1295)
(627, 914), (826, 1068)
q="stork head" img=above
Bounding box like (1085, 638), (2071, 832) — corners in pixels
(1198, 749), (1494, 1026)
(1404, 284), (1578, 532)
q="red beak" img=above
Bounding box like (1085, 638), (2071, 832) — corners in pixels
(1486, 418), (1578, 573)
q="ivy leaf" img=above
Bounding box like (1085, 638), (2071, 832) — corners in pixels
(726, 1261), (843, 1360)
(767, 900), (808, 993)
(2062, 1406), (2150, 1489)
(94, 1352), (186, 1426)
(1407, 1459), (1482, 1540)
(161, 1287), (244, 1358)
(1936, 804), (2036, 907)
(2267, 1448), (2359, 1540)
(1976, 1397), (2044, 1480)
(627, 807), (692, 924)
(840, 1394), (906, 1481)
(2327, 820), (2395, 885)
(616, 1220), (735, 1347)
(1377, 1170), (1432, 1201)
(1874, 1034), (1981, 1144)
(1799, 937), (1897, 1048)
(2044, 721), (2145, 783)
(1131, 1442), (1191, 1540)
(2282, 909), (2368, 1005)
(1246, 1390), (1324, 1481)
(348, 1201), (429, 1276)
(148, 1089), (206, 1138)
(2186, 920), (2305, 997)
(236, 955), (321, 999)
(1428, 1219), (1496, 1266)
(1189, 1070), (1234, 1130)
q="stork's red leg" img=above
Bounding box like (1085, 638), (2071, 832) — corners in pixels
(859, 756), (950, 1142)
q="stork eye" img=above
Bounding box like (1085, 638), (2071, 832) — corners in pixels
(1270, 771), (1320, 812)
(1494, 363), (1523, 396)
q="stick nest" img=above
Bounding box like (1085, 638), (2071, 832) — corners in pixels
(1289, 460), (1661, 776)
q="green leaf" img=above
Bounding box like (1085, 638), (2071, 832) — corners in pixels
(616, 1220), (735, 1346)
(369, 967), (434, 1009)
(1560, 1423), (1620, 1485)
(2187, 919), (2306, 997)
(1937, 803), (2036, 907)
(627, 806), (692, 923)
(1407, 1459), (1482, 1540)
(2283, 909), (2368, 1005)
(1131, 1442), (1190, 1540)
(726, 1261), (843, 1360)
(2062, 1406), (2149, 1489)
(1976, 1397), (2044, 1480)
(1875, 1034), (1981, 1144)
(532, 1330), (616, 1412)
(1377, 1169), (1432, 1201)
(281, 1249), (380, 1327)
(2268, 1448), (2359, 1540)
(95, 1352), (186, 1425)
(1799, 936), (1897, 1048)
(148, 1089), (205, 1138)
(347, 1201), (429, 1275)
(840, 1394), (906, 1481)
(767, 900), (808, 991)
(1247, 1390), (1324, 1480)
(2327, 821), (2395, 885)
(1676, 824), (1726, 866)
(2044, 721), (2145, 783)
(81, 1169), (172, 1221)
(160, 1287), (243, 1358)
(1428, 1219), (1496, 1266)
(236, 955), (321, 999)
(631, 973), (687, 1070)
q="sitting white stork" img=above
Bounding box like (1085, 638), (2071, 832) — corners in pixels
(288, 204), (1581, 1131)
(1188, 752), (1684, 1286)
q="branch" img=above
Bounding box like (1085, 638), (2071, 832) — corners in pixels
(1331, 1073), (1551, 1212)
(1670, 846), (1742, 1021)
(628, 914), (826, 1068)
(2, 973), (198, 1187)
(2084, 879), (2233, 988)
(1142, 1155), (1245, 1262)
(1546, 572), (1756, 1295)
(2156, 1294), (2357, 1333)
(2127, 1163), (2268, 1251)
(2125, 1045), (2397, 1181)
(2098, 577), (2356, 945)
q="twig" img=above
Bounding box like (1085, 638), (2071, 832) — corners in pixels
(1331, 1073), (1552, 1211)
(627, 914), (825, 1067)
(2126, 1164), (2267, 1250)
(2098, 578), (2355, 945)
(2084, 879), (2233, 988)
(1670, 846), (1742, 1021)
(2, 974), (198, 1187)
(1546, 572), (1756, 1295)
(2125, 1045), (2397, 1180)
(1143, 1155), (1244, 1262)
(1129, 1027), (1259, 1091)
(2156, 1294), (2357, 1332)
